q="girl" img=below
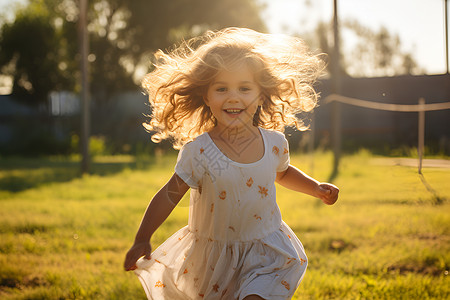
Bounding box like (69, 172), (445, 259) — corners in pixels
(124, 27), (339, 300)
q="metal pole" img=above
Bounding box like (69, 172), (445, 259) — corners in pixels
(418, 98), (425, 174)
(445, 0), (449, 74)
(308, 112), (315, 176)
(80, 0), (90, 174)
(331, 0), (342, 175)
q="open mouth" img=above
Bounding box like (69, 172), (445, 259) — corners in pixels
(223, 109), (244, 116)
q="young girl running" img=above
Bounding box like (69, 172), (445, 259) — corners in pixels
(124, 27), (339, 300)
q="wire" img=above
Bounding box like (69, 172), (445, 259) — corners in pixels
(324, 94), (450, 112)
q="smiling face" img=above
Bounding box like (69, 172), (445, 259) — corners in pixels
(204, 62), (262, 132)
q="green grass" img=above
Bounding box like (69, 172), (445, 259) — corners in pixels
(0, 151), (449, 299)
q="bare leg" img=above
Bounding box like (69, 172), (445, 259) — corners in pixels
(243, 295), (266, 300)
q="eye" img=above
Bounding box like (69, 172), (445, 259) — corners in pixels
(216, 87), (227, 92)
(240, 87), (251, 92)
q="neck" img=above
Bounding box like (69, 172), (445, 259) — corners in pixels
(210, 124), (258, 138)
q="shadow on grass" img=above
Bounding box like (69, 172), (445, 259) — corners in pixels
(0, 156), (158, 193)
(327, 165), (339, 183)
(418, 173), (445, 205)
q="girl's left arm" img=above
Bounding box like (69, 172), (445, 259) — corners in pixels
(275, 165), (339, 205)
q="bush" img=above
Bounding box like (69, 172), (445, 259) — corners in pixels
(70, 134), (110, 157)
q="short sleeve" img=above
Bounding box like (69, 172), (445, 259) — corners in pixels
(276, 134), (290, 172)
(174, 142), (201, 189)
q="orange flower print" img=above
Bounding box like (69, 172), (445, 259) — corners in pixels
(286, 257), (296, 264)
(184, 268), (188, 274)
(200, 147), (204, 154)
(283, 147), (288, 154)
(155, 280), (165, 287)
(210, 203), (214, 213)
(272, 146), (279, 155)
(254, 214), (262, 220)
(281, 280), (290, 290)
(258, 185), (268, 197)
(219, 190), (226, 200)
(300, 258), (307, 265)
(246, 177), (254, 187)
(213, 283), (220, 292)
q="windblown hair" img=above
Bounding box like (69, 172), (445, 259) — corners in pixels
(142, 27), (325, 149)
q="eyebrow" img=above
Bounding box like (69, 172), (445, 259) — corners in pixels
(211, 81), (255, 85)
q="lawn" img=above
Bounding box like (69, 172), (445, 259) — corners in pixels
(0, 150), (449, 299)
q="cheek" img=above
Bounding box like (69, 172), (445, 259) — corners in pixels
(208, 97), (225, 111)
(246, 94), (261, 109)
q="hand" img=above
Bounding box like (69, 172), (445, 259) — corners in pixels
(316, 183), (339, 205)
(124, 241), (152, 271)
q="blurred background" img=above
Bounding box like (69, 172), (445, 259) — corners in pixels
(0, 0), (449, 159)
(0, 1), (449, 299)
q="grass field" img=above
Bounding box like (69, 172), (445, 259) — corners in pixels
(0, 150), (449, 299)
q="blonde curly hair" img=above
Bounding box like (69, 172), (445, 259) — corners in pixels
(142, 27), (325, 149)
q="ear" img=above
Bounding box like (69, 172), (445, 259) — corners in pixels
(258, 94), (264, 106)
(203, 96), (210, 107)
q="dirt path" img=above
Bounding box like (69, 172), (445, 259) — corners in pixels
(370, 158), (450, 168)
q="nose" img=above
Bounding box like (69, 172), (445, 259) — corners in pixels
(226, 90), (240, 102)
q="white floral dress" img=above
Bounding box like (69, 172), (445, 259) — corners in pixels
(134, 127), (308, 300)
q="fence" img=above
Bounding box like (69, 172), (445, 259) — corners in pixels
(324, 94), (450, 174)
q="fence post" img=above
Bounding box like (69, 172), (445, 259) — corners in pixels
(308, 112), (315, 176)
(418, 98), (425, 174)
(331, 0), (342, 175)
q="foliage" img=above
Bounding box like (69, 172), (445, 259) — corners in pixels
(0, 0), (266, 107)
(0, 151), (448, 299)
(302, 19), (422, 77)
(0, 1), (75, 105)
(341, 19), (422, 77)
(70, 134), (109, 157)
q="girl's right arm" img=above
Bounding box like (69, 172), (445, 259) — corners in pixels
(124, 172), (189, 271)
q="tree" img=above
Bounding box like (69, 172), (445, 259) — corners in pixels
(0, 2), (75, 106)
(302, 18), (422, 77)
(342, 19), (422, 77)
(0, 0), (266, 107)
(55, 0), (266, 106)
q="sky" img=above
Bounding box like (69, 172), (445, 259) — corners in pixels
(0, 0), (449, 75)
(261, 0), (449, 75)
